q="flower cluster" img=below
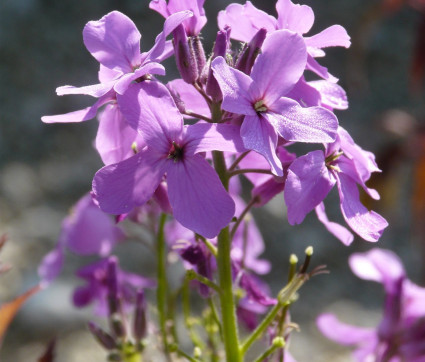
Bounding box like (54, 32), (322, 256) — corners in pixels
(318, 249), (425, 362)
(39, 0), (390, 360)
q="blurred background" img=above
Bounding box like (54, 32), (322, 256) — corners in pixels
(1, 0), (425, 360)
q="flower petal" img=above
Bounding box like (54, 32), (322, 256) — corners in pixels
(211, 57), (256, 116)
(56, 81), (115, 98)
(96, 104), (142, 165)
(315, 202), (354, 245)
(117, 81), (183, 151)
(167, 79), (210, 117)
(251, 30), (307, 105)
(266, 97), (338, 143)
(336, 173), (388, 242)
(305, 25), (351, 50)
(309, 80), (348, 110)
(83, 11), (141, 73)
(241, 114), (282, 176)
(348, 248), (405, 289)
(317, 313), (376, 345)
(41, 91), (114, 123)
(167, 155), (235, 238)
(113, 62), (166, 95)
(184, 123), (246, 155)
(275, 0), (314, 34)
(144, 10), (194, 62)
(285, 150), (335, 224)
(92, 149), (168, 215)
(217, 2), (276, 42)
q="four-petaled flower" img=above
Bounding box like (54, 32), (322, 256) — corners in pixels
(93, 81), (246, 238)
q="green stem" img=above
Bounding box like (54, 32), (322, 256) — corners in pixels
(186, 269), (221, 294)
(213, 151), (242, 362)
(156, 213), (170, 359)
(240, 302), (281, 356)
(253, 338), (285, 362)
(240, 274), (308, 356)
(230, 196), (259, 240)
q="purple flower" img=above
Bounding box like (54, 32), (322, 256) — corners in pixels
(42, 11), (192, 124)
(212, 30), (338, 176)
(149, 0), (207, 36)
(38, 193), (125, 286)
(318, 248), (425, 361)
(73, 256), (155, 316)
(93, 81), (246, 238)
(285, 127), (388, 242)
(218, 0), (351, 81)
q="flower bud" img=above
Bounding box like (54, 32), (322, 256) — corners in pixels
(133, 290), (147, 342)
(88, 321), (117, 350)
(191, 35), (206, 82)
(173, 25), (198, 84)
(206, 28), (230, 102)
(235, 28), (267, 75)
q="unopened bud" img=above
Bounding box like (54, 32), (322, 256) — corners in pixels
(191, 35), (206, 81)
(235, 28), (267, 75)
(133, 290), (147, 342)
(107, 257), (119, 316)
(88, 321), (117, 350)
(173, 25), (198, 84)
(110, 312), (126, 340)
(194, 346), (202, 358)
(206, 29), (230, 102)
(272, 336), (285, 348)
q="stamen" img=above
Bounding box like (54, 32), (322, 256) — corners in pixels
(254, 99), (268, 113)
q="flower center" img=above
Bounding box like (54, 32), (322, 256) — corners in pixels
(325, 151), (343, 171)
(254, 99), (268, 113)
(168, 141), (184, 162)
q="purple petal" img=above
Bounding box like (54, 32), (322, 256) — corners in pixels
(211, 57), (256, 116)
(38, 244), (65, 287)
(241, 114), (282, 176)
(317, 313), (376, 345)
(217, 2), (276, 43)
(95, 103), (142, 165)
(275, 0), (314, 34)
(83, 11), (141, 73)
(348, 249), (405, 291)
(113, 62), (166, 95)
(266, 97), (338, 143)
(92, 149), (168, 215)
(251, 30), (307, 105)
(167, 79), (210, 117)
(42, 91), (114, 123)
(315, 202), (354, 245)
(337, 156), (380, 200)
(285, 150), (335, 224)
(144, 11), (194, 62)
(306, 54), (338, 82)
(337, 127), (380, 183)
(117, 81), (183, 151)
(336, 173), (388, 242)
(309, 80), (348, 110)
(56, 81), (115, 98)
(305, 25), (351, 50)
(184, 123), (246, 155)
(150, 0), (207, 36)
(167, 154), (235, 238)
(286, 77), (321, 107)
(65, 194), (124, 256)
